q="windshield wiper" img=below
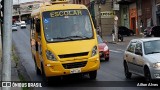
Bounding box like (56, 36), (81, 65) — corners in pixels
(66, 36), (90, 39)
(146, 51), (160, 54)
(50, 37), (73, 41)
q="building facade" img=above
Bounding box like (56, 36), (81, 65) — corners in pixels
(118, 0), (153, 35)
(13, 1), (44, 23)
(154, 0), (160, 25)
(94, 0), (115, 36)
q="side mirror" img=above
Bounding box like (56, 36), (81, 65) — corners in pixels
(135, 50), (143, 56)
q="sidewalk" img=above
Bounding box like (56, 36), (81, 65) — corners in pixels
(103, 35), (143, 46)
(0, 50), (21, 90)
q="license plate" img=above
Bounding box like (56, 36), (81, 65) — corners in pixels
(70, 68), (81, 74)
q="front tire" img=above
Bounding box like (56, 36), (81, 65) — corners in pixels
(105, 57), (109, 61)
(144, 67), (152, 82)
(35, 64), (41, 75)
(124, 62), (132, 79)
(41, 63), (49, 82)
(34, 57), (41, 75)
(89, 70), (97, 80)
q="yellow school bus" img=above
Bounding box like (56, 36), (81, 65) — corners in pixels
(30, 0), (100, 81)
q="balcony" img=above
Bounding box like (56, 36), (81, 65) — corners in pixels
(117, 0), (136, 5)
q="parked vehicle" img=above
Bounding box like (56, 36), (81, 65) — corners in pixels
(20, 21), (26, 29)
(144, 26), (160, 37)
(97, 35), (109, 61)
(151, 26), (160, 37)
(124, 38), (160, 81)
(118, 26), (134, 36)
(14, 21), (21, 26)
(12, 25), (18, 31)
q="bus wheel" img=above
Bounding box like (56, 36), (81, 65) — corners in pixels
(89, 70), (97, 80)
(41, 63), (49, 82)
(35, 64), (41, 75)
(34, 57), (41, 75)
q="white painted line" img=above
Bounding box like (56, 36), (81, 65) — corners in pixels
(116, 49), (125, 52)
(109, 50), (122, 53)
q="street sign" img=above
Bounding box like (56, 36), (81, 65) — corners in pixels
(101, 11), (115, 18)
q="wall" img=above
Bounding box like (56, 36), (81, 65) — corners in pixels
(120, 5), (130, 28)
(141, 0), (152, 28)
(94, 0), (114, 36)
(152, 0), (157, 26)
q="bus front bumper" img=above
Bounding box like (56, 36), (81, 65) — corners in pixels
(43, 57), (100, 77)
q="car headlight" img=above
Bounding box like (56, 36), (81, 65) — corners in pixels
(153, 63), (160, 68)
(46, 50), (56, 61)
(104, 46), (109, 51)
(92, 46), (98, 57)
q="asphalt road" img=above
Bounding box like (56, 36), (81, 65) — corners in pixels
(12, 26), (159, 90)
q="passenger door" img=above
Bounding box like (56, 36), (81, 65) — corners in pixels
(134, 41), (144, 75)
(125, 41), (136, 72)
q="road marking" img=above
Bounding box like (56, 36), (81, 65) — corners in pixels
(109, 50), (122, 53)
(116, 49), (125, 52)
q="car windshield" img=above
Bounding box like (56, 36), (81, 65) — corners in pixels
(42, 9), (93, 42)
(97, 35), (103, 44)
(144, 40), (160, 55)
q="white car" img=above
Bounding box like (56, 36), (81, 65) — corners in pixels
(124, 38), (160, 81)
(12, 25), (18, 31)
(14, 21), (21, 26)
(20, 21), (26, 29)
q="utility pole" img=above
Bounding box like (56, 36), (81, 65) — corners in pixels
(2, 0), (13, 90)
(98, 1), (102, 37)
(18, 0), (21, 22)
(114, 15), (118, 42)
(0, 0), (4, 52)
(112, 0), (119, 42)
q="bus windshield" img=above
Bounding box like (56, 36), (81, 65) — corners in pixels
(42, 9), (93, 42)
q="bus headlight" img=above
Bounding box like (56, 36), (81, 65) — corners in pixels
(46, 50), (56, 61)
(153, 63), (160, 68)
(92, 46), (97, 57)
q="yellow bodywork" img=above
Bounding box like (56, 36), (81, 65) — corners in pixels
(31, 3), (100, 77)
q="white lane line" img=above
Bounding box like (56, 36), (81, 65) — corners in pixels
(116, 49), (125, 52)
(109, 50), (122, 53)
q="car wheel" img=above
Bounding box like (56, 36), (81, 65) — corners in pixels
(121, 37), (123, 42)
(124, 62), (132, 79)
(89, 70), (97, 80)
(105, 57), (109, 61)
(144, 67), (152, 82)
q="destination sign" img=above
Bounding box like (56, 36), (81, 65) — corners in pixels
(43, 10), (88, 18)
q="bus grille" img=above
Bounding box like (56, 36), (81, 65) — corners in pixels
(62, 61), (87, 69)
(59, 52), (88, 58)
